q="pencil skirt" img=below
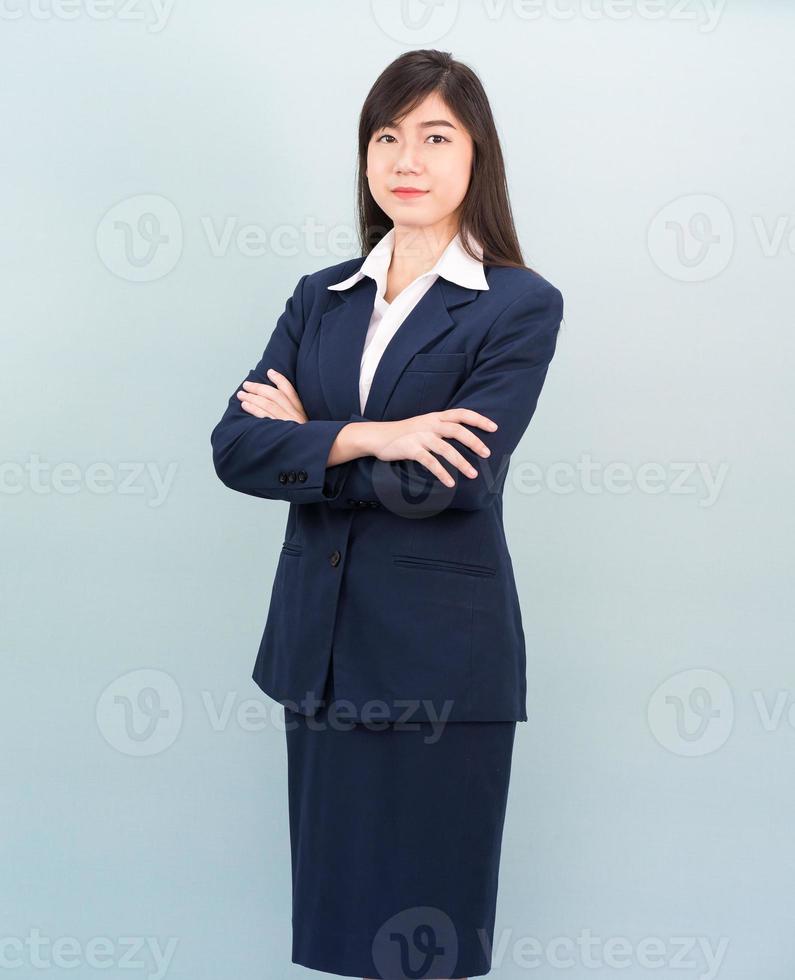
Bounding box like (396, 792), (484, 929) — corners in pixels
(283, 665), (517, 979)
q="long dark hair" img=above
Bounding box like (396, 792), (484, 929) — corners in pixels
(355, 49), (532, 272)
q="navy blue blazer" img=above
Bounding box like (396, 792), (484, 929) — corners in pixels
(211, 257), (564, 723)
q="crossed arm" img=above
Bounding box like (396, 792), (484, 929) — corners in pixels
(210, 274), (564, 513)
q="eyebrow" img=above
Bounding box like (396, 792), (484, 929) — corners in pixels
(382, 119), (458, 131)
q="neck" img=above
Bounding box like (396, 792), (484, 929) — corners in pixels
(390, 221), (459, 280)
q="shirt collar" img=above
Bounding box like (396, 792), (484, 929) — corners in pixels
(327, 228), (489, 295)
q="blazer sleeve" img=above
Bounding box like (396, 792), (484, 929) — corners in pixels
(326, 280), (564, 514)
(210, 274), (360, 504)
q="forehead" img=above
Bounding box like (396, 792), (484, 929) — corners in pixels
(391, 92), (460, 128)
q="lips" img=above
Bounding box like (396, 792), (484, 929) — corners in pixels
(392, 188), (429, 198)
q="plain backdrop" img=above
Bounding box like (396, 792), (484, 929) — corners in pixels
(2, 2), (793, 979)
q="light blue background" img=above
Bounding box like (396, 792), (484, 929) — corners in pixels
(2, 2), (793, 979)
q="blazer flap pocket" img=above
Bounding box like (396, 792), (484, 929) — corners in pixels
(405, 352), (470, 374)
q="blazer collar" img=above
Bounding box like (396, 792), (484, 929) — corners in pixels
(327, 227), (489, 296)
(318, 252), (485, 421)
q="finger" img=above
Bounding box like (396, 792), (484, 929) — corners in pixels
(438, 408), (498, 432)
(240, 379), (294, 411)
(240, 400), (271, 419)
(424, 436), (479, 480)
(241, 377), (303, 416)
(237, 388), (301, 421)
(239, 391), (302, 422)
(413, 448), (457, 488)
(261, 370), (304, 414)
(434, 420), (492, 459)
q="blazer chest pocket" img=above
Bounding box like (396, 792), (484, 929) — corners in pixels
(405, 352), (470, 374)
(395, 352), (470, 416)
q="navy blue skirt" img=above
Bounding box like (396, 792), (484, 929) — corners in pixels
(284, 663), (516, 979)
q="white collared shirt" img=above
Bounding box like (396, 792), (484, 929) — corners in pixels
(328, 228), (489, 413)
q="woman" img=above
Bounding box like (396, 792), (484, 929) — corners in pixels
(211, 49), (564, 980)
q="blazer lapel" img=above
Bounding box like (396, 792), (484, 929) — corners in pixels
(318, 273), (481, 422)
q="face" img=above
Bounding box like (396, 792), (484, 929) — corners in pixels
(366, 91), (474, 240)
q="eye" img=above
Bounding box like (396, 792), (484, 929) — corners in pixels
(373, 133), (450, 145)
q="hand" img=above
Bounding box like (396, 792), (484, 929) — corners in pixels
(364, 409), (498, 489)
(237, 368), (308, 423)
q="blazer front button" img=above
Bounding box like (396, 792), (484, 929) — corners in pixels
(329, 549), (341, 567)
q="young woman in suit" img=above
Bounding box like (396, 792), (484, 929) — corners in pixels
(211, 49), (564, 980)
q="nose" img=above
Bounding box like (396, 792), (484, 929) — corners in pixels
(395, 142), (423, 175)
